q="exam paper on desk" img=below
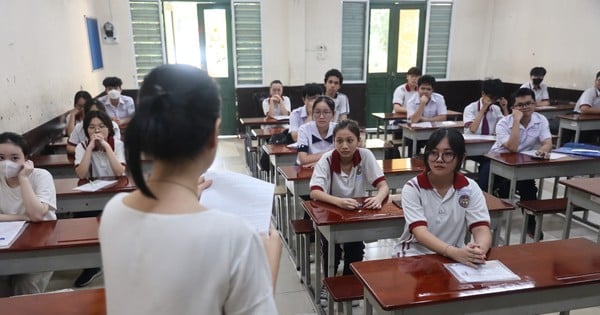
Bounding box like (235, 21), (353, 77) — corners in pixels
(200, 169), (274, 234)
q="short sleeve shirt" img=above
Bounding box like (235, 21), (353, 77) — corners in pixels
(68, 121), (121, 146)
(463, 99), (505, 135)
(575, 87), (600, 112)
(262, 96), (291, 116)
(394, 172), (490, 257)
(406, 92), (447, 120)
(520, 82), (550, 102)
(99, 95), (136, 120)
(75, 138), (126, 177)
(333, 93), (350, 122)
(0, 168), (57, 220)
(392, 83), (417, 111)
(490, 112), (552, 153)
(309, 148), (386, 198)
(289, 106), (309, 133)
(296, 121), (336, 164)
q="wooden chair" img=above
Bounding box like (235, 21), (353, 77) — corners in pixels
(323, 275), (363, 315)
(290, 219), (314, 289)
(517, 198), (572, 243)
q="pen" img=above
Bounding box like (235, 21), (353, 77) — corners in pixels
(0, 237), (5, 241)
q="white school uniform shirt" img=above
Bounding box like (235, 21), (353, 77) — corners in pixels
(574, 87), (600, 113)
(68, 121), (121, 147)
(392, 83), (418, 111)
(309, 148), (386, 198)
(463, 99), (504, 135)
(74, 138), (126, 178)
(333, 92), (350, 122)
(262, 96), (291, 116)
(393, 172), (490, 257)
(98, 94), (136, 120)
(489, 112), (552, 153)
(520, 82), (550, 102)
(406, 92), (447, 120)
(0, 168), (57, 221)
(296, 121), (336, 164)
(289, 106), (309, 133)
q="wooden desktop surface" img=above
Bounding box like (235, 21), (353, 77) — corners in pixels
(559, 177), (600, 197)
(484, 152), (597, 166)
(535, 104), (575, 112)
(263, 144), (297, 155)
(556, 113), (600, 121)
(303, 198), (404, 226)
(239, 116), (289, 126)
(32, 154), (75, 167)
(55, 176), (136, 197)
(372, 110), (463, 121)
(0, 288), (105, 315)
(351, 238), (600, 312)
(251, 127), (287, 138)
(6, 217), (99, 252)
(400, 121), (466, 131)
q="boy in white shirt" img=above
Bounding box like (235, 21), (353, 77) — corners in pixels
(324, 69), (350, 122)
(262, 80), (291, 117)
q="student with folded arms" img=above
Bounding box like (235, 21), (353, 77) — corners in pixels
(100, 64), (281, 314)
(0, 132), (57, 296)
(394, 128), (491, 268)
(262, 80), (291, 117)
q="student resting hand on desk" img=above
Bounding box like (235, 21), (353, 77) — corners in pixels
(309, 119), (389, 303)
(99, 64), (281, 315)
(0, 132), (57, 296)
(394, 128), (491, 268)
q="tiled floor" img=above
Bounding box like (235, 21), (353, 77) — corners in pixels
(46, 137), (600, 315)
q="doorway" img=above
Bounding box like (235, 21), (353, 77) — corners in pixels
(365, 2), (426, 127)
(163, 1), (236, 135)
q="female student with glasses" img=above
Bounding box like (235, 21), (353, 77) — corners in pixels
(393, 128), (492, 268)
(296, 95), (337, 167)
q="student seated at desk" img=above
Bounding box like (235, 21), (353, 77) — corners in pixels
(296, 96), (337, 167)
(570, 71), (600, 144)
(324, 69), (350, 122)
(289, 83), (321, 142)
(393, 128), (491, 268)
(65, 91), (92, 137)
(520, 66), (550, 107)
(309, 119), (389, 304)
(480, 88), (553, 239)
(262, 80), (291, 118)
(67, 99), (121, 155)
(74, 111), (126, 180)
(0, 132), (57, 297)
(100, 64), (281, 315)
(97, 76), (136, 129)
(390, 67), (421, 140)
(406, 74), (447, 156)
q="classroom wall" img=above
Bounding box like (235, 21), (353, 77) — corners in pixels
(0, 0), (136, 134)
(448, 0), (600, 90)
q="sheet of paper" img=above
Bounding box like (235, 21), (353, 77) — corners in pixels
(73, 180), (118, 192)
(521, 150), (567, 160)
(440, 121), (457, 126)
(462, 134), (497, 141)
(273, 115), (290, 121)
(0, 221), (27, 248)
(200, 170), (274, 234)
(411, 122), (432, 128)
(444, 260), (521, 283)
(286, 142), (299, 149)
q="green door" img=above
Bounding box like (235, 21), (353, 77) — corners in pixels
(365, 2), (426, 127)
(197, 3), (236, 135)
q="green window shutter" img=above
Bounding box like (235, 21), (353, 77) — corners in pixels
(233, 2), (263, 86)
(425, 1), (452, 79)
(341, 1), (367, 82)
(129, 0), (165, 86)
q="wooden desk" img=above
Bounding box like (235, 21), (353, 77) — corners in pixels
(0, 288), (105, 315)
(0, 218), (100, 276)
(560, 177), (600, 242)
(46, 136), (69, 154)
(372, 111), (463, 140)
(484, 152), (600, 245)
(400, 121), (465, 157)
(251, 127), (286, 145)
(535, 103), (575, 121)
(56, 176), (136, 213)
(556, 114), (600, 147)
(463, 134), (496, 157)
(32, 154), (76, 179)
(239, 117), (289, 175)
(262, 144), (297, 184)
(351, 238), (600, 315)
(302, 198), (405, 305)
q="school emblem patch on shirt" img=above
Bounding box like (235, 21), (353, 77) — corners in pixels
(458, 194), (470, 208)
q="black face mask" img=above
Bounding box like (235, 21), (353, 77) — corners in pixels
(532, 78), (543, 86)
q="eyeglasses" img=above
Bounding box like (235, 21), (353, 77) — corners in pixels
(313, 110), (333, 117)
(427, 150), (456, 163)
(513, 101), (535, 108)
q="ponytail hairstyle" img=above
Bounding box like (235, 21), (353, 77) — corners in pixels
(126, 64), (221, 198)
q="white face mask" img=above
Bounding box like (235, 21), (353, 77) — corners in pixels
(107, 89), (121, 100)
(0, 160), (22, 178)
